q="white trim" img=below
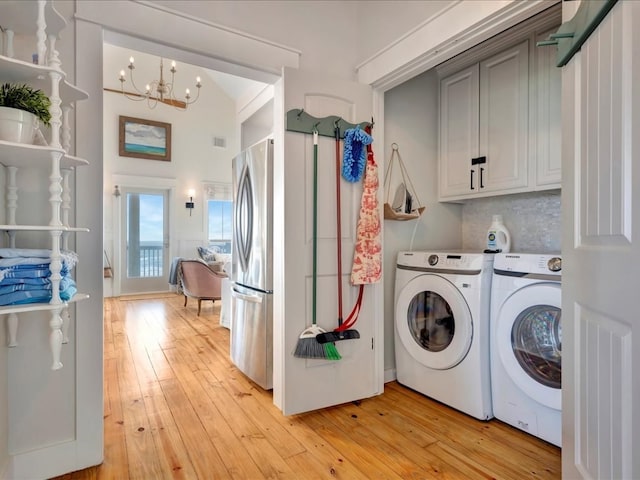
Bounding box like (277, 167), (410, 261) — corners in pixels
(358, 0), (559, 91)
(238, 85), (275, 125)
(133, 0), (301, 55)
(356, 1), (462, 69)
(75, 1), (300, 78)
(111, 174), (177, 189)
(384, 368), (397, 384)
(203, 182), (233, 200)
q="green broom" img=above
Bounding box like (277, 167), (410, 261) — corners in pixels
(294, 130), (341, 360)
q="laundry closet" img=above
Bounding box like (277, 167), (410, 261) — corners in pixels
(383, 4), (562, 362)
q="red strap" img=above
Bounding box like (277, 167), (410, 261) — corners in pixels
(336, 285), (364, 331)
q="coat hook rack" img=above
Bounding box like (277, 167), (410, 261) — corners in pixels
(286, 109), (373, 139)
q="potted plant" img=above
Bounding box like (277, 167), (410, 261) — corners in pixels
(0, 83), (51, 144)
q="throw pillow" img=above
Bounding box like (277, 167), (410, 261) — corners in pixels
(197, 246), (218, 263)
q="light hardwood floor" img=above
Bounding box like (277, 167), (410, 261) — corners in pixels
(54, 293), (561, 479)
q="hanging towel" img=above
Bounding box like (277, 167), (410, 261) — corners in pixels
(342, 126), (373, 183)
(351, 126), (382, 285)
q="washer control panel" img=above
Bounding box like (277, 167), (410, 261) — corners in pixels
(397, 251), (492, 272)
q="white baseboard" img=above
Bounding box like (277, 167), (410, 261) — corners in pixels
(384, 368), (396, 384)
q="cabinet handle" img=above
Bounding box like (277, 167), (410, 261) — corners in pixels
(470, 170), (475, 190)
(480, 167), (485, 189)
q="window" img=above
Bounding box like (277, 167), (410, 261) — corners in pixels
(205, 183), (232, 253)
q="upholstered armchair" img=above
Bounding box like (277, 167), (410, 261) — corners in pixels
(179, 260), (226, 316)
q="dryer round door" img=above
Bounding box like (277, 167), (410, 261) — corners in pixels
(496, 282), (561, 410)
(395, 274), (473, 370)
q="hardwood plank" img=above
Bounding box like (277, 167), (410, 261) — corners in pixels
(113, 302), (167, 480)
(101, 357), (129, 480)
(302, 411), (405, 480)
(161, 347), (267, 479)
(142, 382), (198, 479)
(159, 377), (232, 479)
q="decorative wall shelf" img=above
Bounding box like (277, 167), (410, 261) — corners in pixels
(0, 0), (90, 371)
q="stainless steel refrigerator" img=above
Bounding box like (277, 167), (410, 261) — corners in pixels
(230, 138), (273, 390)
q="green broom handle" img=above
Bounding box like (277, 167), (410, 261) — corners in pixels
(312, 130), (318, 326)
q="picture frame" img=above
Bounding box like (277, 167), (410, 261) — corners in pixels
(119, 116), (172, 161)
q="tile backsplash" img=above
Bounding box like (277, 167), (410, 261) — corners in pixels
(462, 191), (561, 253)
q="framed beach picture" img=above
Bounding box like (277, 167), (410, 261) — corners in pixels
(119, 116), (172, 161)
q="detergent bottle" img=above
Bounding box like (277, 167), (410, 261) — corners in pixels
(486, 215), (511, 253)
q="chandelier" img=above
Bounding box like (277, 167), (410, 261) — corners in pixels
(118, 56), (202, 109)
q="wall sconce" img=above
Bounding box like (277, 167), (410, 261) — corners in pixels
(186, 189), (195, 215)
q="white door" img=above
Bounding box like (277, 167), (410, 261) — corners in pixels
(119, 187), (170, 294)
(562, 1), (640, 477)
(273, 67), (382, 415)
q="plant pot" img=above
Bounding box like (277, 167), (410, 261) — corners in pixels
(0, 106), (39, 144)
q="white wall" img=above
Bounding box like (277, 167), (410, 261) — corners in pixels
(383, 69), (462, 371)
(102, 44), (241, 296)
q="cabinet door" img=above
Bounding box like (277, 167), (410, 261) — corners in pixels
(535, 27), (562, 188)
(479, 40), (529, 193)
(439, 64), (480, 199)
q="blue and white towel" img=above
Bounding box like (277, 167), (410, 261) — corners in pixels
(0, 249), (78, 305)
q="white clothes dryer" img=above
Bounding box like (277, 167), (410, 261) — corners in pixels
(394, 251), (494, 420)
(490, 253), (562, 447)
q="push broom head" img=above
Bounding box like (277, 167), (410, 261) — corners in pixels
(315, 329), (360, 344)
(294, 325), (341, 360)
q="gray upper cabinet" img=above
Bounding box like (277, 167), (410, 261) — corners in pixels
(437, 5), (562, 202)
(439, 41), (529, 201)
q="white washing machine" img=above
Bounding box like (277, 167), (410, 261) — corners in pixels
(394, 251), (493, 420)
(490, 253), (562, 447)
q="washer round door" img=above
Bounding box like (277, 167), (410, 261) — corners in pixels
(395, 273), (472, 370)
(496, 282), (561, 410)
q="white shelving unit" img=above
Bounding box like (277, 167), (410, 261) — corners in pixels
(0, 0), (89, 369)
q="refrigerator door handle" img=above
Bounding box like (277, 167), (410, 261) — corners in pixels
(231, 286), (264, 304)
(235, 164), (254, 273)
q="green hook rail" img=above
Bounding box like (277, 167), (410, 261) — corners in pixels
(286, 109), (373, 139)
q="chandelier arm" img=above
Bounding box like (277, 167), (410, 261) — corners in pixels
(127, 67), (148, 97)
(185, 86), (201, 105)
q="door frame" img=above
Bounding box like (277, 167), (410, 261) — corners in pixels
(111, 174), (177, 297)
